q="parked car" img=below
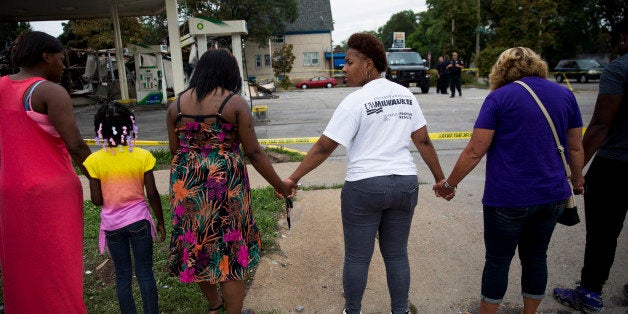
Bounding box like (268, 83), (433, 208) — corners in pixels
(553, 59), (604, 83)
(295, 76), (337, 89)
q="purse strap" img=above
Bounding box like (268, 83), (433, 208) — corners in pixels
(514, 80), (574, 192)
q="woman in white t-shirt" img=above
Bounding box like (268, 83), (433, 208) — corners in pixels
(284, 33), (447, 314)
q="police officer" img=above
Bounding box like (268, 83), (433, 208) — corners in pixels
(446, 52), (464, 98)
(434, 56), (448, 94)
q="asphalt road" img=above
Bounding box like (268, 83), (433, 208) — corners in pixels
(73, 81), (599, 156)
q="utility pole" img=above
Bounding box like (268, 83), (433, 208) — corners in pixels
(269, 37), (273, 81)
(451, 18), (455, 47)
(330, 37), (334, 78)
(475, 0), (480, 80)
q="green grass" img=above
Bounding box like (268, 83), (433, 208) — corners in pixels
(150, 148), (174, 170)
(75, 146), (302, 174)
(82, 187), (285, 313)
(263, 146), (305, 162)
(299, 183), (345, 190)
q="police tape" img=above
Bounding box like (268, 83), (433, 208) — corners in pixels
(84, 132), (473, 147)
(429, 131), (472, 140)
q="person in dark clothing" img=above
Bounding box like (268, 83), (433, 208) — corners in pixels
(434, 56), (448, 94)
(441, 55), (450, 95)
(446, 52), (464, 97)
(553, 18), (628, 313)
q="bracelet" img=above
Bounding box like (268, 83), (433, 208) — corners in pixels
(444, 181), (456, 189)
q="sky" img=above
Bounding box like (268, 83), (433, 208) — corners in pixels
(30, 0), (428, 44)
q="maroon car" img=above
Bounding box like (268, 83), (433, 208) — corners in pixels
(294, 76), (337, 89)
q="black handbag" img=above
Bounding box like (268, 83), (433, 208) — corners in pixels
(515, 80), (580, 226)
(557, 195), (580, 226)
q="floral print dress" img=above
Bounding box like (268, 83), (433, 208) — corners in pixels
(168, 94), (261, 283)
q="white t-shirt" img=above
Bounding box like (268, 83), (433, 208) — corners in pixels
(323, 78), (427, 181)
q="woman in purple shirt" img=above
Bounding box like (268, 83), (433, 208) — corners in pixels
(434, 47), (585, 313)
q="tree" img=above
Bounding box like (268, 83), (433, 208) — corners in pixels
(180, 0), (298, 45)
(271, 44), (295, 89)
(477, 45), (507, 77)
(59, 18), (147, 49)
(0, 21), (32, 44)
(0, 22), (31, 75)
(376, 10), (418, 48)
(407, 10), (448, 66)
(141, 14), (169, 45)
(408, 0), (479, 67)
(488, 0), (558, 55)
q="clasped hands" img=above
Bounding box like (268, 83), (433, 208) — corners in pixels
(433, 179), (456, 201)
(274, 178), (298, 199)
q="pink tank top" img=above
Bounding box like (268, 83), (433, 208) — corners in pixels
(25, 80), (60, 137)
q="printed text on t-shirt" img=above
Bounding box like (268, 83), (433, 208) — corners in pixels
(364, 95), (414, 116)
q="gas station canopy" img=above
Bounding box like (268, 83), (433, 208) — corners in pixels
(0, 0), (186, 100)
(0, 0), (166, 21)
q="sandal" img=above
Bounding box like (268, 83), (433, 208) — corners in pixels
(208, 297), (224, 313)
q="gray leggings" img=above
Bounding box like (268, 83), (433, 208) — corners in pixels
(341, 175), (418, 314)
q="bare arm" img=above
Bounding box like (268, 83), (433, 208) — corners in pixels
(166, 98), (180, 156)
(567, 127), (585, 194)
(36, 82), (92, 177)
(435, 128), (493, 197)
(582, 94), (622, 165)
(144, 170), (166, 242)
(287, 135), (339, 191)
(234, 97), (290, 197)
(411, 126), (445, 182)
(89, 178), (103, 206)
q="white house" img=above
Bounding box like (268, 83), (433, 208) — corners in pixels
(243, 0), (335, 83)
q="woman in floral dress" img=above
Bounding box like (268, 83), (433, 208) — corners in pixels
(166, 48), (290, 313)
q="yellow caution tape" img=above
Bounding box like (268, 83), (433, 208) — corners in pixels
(429, 131), (473, 140)
(85, 132), (477, 147)
(257, 137), (320, 145)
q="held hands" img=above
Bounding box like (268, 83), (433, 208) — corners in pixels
(571, 175), (585, 195)
(274, 178), (297, 199)
(433, 179), (456, 201)
(155, 222), (166, 243)
(284, 178), (297, 198)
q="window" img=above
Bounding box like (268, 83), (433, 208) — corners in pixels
(255, 55), (261, 68)
(264, 54), (271, 66)
(303, 52), (319, 66)
(273, 35), (284, 43)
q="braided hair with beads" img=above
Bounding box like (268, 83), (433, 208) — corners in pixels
(93, 102), (138, 152)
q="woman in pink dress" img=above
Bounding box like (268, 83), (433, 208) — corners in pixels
(0, 31), (92, 313)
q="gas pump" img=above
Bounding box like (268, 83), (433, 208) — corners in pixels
(127, 44), (168, 105)
(187, 17), (249, 101)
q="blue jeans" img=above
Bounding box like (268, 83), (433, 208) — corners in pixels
(341, 175), (418, 314)
(481, 201), (565, 303)
(105, 219), (158, 314)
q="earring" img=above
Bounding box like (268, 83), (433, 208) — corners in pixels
(366, 70), (371, 80)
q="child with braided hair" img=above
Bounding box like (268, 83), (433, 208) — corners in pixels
(84, 102), (166, 314)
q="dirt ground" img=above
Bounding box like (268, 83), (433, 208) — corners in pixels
(237, 162), (628, 314)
